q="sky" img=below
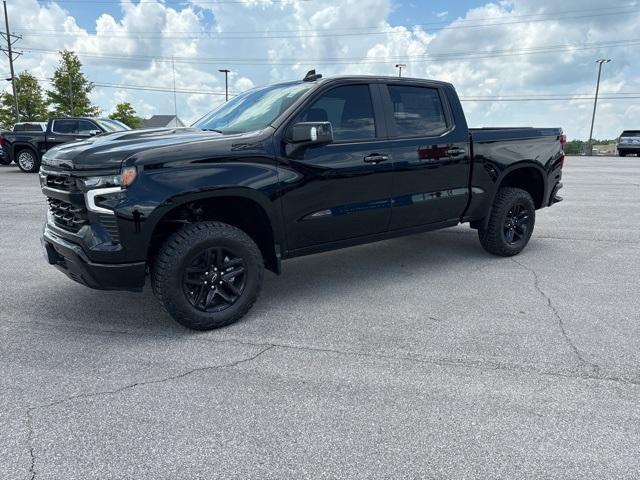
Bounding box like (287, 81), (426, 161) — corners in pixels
(3, 0), (640, 139)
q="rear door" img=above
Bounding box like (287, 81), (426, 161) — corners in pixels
(279, 82), (394, 251)
(380, 82), (471, 230)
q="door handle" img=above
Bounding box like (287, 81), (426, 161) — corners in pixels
(48, 136), (56, 140)
(447, 147), (465, 156)
(363, 153), (389, 164)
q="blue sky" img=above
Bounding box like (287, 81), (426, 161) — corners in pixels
(7, 0), (640, 139)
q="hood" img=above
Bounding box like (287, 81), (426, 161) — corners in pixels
(40, 127), (269, 171)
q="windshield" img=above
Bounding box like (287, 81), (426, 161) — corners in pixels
(96, 118), (131, 132)
(194, 82), (313, 134)
(620, 131), (640, 137)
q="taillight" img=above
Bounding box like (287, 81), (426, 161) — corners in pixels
(0, 134), (5, 147)
(558, 132), (566, 169)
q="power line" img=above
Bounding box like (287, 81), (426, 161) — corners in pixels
(21, 5), (639, 35)
(35, 0), (312, 4)
(21, 38), (640, 66)
(461, 96), (640, 102)
(15, 8), (640, 40)
(26, 74), (640, 101)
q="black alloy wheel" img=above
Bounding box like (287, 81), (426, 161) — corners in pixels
(503, 203), (531, 245)
(478, 187), (536, 257)
(183, 247), (247, 313)
(152, 221), (264, 330)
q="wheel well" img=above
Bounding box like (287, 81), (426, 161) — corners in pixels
(498, 167), (545, 208)
(148, 196), (279, 273)
(14, 144), (37, 157)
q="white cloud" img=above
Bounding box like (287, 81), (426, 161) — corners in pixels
(3, 0), (639, 137)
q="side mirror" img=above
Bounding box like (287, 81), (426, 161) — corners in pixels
(88, 129), (101, 136)
(286, 122), (333, 156)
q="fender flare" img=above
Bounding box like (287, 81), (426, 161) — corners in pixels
(477, 161), (548, 230)
(143, 187), (285, 266)
(10, 142), (40, 161)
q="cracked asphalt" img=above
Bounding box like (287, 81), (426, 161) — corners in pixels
(1, 156), (639, 479)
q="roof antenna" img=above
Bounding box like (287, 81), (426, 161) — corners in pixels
(303, 69), (322, 82)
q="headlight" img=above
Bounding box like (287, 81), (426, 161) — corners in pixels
(81, 166), (138, 189)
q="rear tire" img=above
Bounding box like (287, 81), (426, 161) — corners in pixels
(0, 156), (11, 165)
(151, 221), (264, 330)
(478, 187), (536, 257)
(15, 148), (40, 173)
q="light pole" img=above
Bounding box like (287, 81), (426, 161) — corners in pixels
(219, 69), (230, 101)
(395, 63), (406, 78)
(586, 59), (611, 156)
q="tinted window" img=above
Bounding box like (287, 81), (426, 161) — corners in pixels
(621, 131), (640, 137)
(14, 123), (45, 132)
(52, 120), (76, 134)
(387, 85), (447, 137)
(300, 85), (376, 141)
(77, 120), (98, 135)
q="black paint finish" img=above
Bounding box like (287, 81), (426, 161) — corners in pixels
(39, 75), (564, 292)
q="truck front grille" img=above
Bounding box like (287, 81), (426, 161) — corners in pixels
(47, 197), (88, 232)
(45, 174), (77, 191)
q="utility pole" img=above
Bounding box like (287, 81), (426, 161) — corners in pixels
(2, 0), (21, 123)
(219, 69), (230, 101)
(395, 63), (406, 78)
(172, 56), (178, 127)
(586, 58), (611, 157)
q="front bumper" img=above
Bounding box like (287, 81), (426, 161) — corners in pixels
(42, 225), (146, 292)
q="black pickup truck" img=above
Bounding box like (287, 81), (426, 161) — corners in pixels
(1, 117), (129, 173)
(39, 72), (565, 330)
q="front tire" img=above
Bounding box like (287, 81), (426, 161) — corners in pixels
(151, 221), (264, 330)
(478, 187), (536, 257)
(16, 148), (40, 173)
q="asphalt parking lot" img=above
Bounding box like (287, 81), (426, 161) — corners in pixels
(1, 156), (639, 479)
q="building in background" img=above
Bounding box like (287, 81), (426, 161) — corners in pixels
(141, 115), (186, 129)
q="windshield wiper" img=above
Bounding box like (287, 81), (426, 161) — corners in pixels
(200, 128), (225, 134)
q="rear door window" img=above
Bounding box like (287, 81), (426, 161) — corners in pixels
(387, 85), (448, 137)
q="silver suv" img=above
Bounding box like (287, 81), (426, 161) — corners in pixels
(617, 130), (640, 157)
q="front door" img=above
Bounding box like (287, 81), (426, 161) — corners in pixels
(380, 83), (471, 230)
(279, 83), (394, 251)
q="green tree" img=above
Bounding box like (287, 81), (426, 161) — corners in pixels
(109, 102), (142, 129)
(0, 72), (48, 127)
(47, 50), (100, 117)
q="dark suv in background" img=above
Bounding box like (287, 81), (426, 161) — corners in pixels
(617, 130), (640, 157)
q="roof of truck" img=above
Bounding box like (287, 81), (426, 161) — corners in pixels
(309, 74), (454, 87)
